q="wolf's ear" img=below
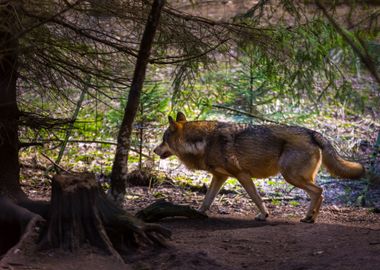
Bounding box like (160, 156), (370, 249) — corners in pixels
(176, 112), (187, 122)
(168, 116), (178, 131)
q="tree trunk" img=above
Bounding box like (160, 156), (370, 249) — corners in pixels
(0, 1), (25, 200)
(110, 0), (165, 203)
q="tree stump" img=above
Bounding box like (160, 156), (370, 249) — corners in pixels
(39, 174), (117, 256)
(39, 173), (171, 257)
(1, 172), (209, 267)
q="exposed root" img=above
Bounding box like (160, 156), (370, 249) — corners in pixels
(136, 199), (208, 222)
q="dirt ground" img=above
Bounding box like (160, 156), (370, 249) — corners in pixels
(2, 184), (380, 270)
(126, 210), (380, 270)
(123, 194), (380, 270)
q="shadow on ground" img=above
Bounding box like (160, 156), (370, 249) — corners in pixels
(125, 214), (380, 270)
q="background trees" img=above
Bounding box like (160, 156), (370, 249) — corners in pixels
(0, 0), (234, 199)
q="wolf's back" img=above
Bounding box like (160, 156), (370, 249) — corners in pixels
(311, 132), (364, 179)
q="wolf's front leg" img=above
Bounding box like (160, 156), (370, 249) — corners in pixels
(198, 174), (228, 213)
(236, 173), (269, 221)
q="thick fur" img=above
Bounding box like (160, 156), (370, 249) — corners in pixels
(154, 112), (365, 222)
(310, 132), (364, 179)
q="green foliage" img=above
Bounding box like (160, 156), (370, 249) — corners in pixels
(271, 199), (281, 206)
(289, 200), (300, 207)
(139, 82), (171, 122)
(166, 19), (377, 123)
(105, 82), (170, 129)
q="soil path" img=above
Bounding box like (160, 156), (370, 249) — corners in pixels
(125, 210), (380, 270)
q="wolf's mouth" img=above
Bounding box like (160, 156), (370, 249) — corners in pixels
(159, 152), (172, 159)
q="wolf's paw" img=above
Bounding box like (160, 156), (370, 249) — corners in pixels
(195, 210), (209, 219)
(197, 207), (209, 215)
(255, 213), (269, 221)
(300, 216), (315, 223)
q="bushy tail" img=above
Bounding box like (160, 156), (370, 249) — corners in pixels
(311, 132), (365, 179)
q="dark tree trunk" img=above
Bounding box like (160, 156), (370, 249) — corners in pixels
(0, 1), (25, 200)
(110, 0), (165, 203)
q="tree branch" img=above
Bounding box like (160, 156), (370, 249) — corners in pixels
(315, 0), (380, 86)
(212, 104), (280, 124)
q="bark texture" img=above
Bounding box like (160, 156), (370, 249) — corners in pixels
(0, 1), (25, 199)
(110, 0), (165, 203)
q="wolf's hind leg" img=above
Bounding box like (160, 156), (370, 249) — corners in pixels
(281, 173), (323, 223)
(279, 147), (323, 223)
(236, 173), (269, 221)
(199, 174), (228, 213)
(300, 182), (323, 223)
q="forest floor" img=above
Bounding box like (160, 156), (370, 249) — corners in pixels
(123, 180), (380, 270)
(125, 206), (380, 270)
(4, 170), (379, 270)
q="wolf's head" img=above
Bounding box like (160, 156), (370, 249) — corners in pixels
(153, 112), (187, 159)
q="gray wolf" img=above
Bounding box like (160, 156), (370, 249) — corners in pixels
(154, 112), (364, 223)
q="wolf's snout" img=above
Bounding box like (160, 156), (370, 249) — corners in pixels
(153, 143), (165, 156)
(153, 143), (172, 159)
